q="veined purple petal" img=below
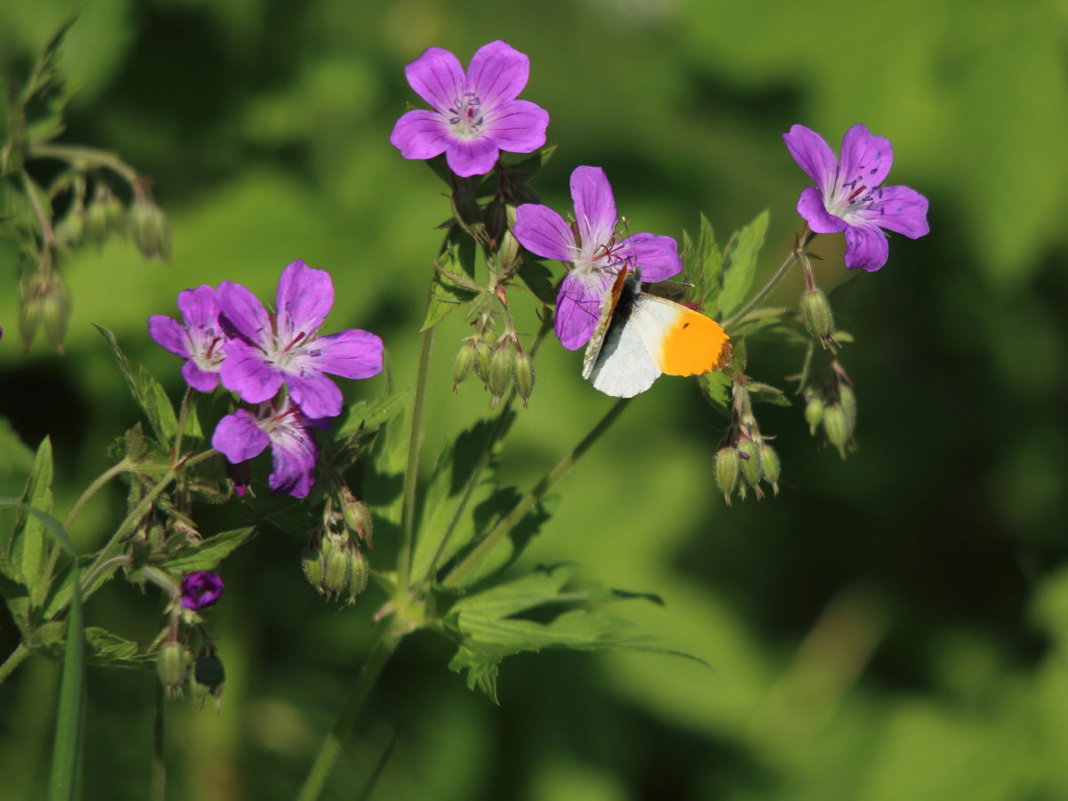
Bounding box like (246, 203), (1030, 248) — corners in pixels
(313, 329), (384, 379)
(484, 99), (548, 152)
(267, 422), (317, 498)
(287, 372), (344, 420)
(220, 339), (284, 403)
(467, 41), (529, 107)
(861, 185), (930, 239)
(783, 125), (838, 191)
(212, 410), (271, 463)
(514, 204), (575, 261)
(843, 224), (889, 271)
(149, 315), (190, 358)
(182, 361), (220, 393)
(797, 187), (847, 234)
(276, 260), (333, 342)
(571, 167), (617, 250)
(405, 47), (465, 112)
(555, 270), (612, 350)
(217, 281), (272, 347)
(839, 124), (893, 192)
(390, 109), (452, 160)
(619, 233), (682, 283)
(176, 285), (219, 329)
(445, 136), (500, 177)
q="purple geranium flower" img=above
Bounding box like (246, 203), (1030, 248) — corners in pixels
(181, 571), (224, 610)
(389, 40), (549, 177)
(513, 166), (682, 350)
(783, 124), (930, 271)
(148, 285), (228, 392)
(211, 397), (326, 499)
(216, 260), (384, 420)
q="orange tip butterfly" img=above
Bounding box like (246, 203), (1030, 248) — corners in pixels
(582, 266), (732, 397)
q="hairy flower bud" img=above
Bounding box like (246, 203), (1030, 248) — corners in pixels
(55, 209), (85, 249)
(758, 442), (781, 495)
(473, 337), (491, 382)
(488, 344), (514, 406)
(822, 404), (850, 458)
(513, 350), (534, 405)
(340, 489), (374, 545)
(86, 199), (110, 247)
(452, 341), (475, 390)
(157, 639), (189, 697)
(736, 437), (763, 489)
(302, 540), (324, 590)
(800, 288), (835, 340)
(193, 650), (225, 711)
(312, 533), (369, 604)
(41, 272), (71, 352)
(804, 393), (825, 435)
(129, 201), (171, 259)
(714, 446), (740, 504)
(837, 383), (857, 436)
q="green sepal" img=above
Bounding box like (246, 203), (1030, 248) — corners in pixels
(717, 209), (769, 318)
(160, 527), (255, 573)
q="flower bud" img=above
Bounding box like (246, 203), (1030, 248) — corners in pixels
(54, 209), (85, 249)
(86, 199), (110, 247)
(800, 288), (835, 341)
(301, 540), (325, 591)
(487, 345), (514, 406)
(804, 393), (825, 435)
(758, 442), (780, 495)
(473, 337), (491, 382)
(452, 341), (475, 390)
(341, 490), (374, 545)
(736, 437), (763, 489)
(41, 273), (71, 352)
(316, 533), (369, 604)
(157, 639), (189, 697)
(498, 229), (520, 268)
(17, 271), (46, 348)
(104, 193), (126, 234)
(193, 651), (225, 711)
(129, 202), (171, 259)
(513, 350), (534, 405)
(714, 446), (740, 504)
(837, 383), (857, 436)
(822, 404), (850, 458)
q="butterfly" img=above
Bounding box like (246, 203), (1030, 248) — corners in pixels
(582, 266), (732, 397)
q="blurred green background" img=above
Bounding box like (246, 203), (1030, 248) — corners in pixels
(3, 0), (1068, 798)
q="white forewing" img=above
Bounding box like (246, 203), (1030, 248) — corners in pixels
(584, 294), (675, 398)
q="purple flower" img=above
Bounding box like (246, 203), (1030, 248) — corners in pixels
(216, 260), (384, 420)
(181, 571), (224, 610)
(390, 40), (549, 178)
(211, 397), (326, 499)
(783, 124), (930, 271)
(513, 166), (682, 350)
(149, 285), (228, 392)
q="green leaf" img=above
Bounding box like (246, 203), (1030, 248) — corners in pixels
(19, 15), (78, 146)
(83, 627), (152, 667)
(160, 527), (255, 573)
(684, 213), (723, 311)
(10, 437), (55, 608)
(747, 381), (792, 407)
(420, 239), (480, 332)
(699, 371), (732, 412)
(717, 210), (769, 318)
(0, 417), (35, 477)
(497, 144), (558, 184)
(93, 325), (180, 444)
(335, 392), (408, 441)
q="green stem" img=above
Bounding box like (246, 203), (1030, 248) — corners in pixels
(63, 458), (133, 531)
(173, 387), (193, 460)
(723, 229), (815, 331)
(21, 168), (56, 247)
(152, 682), (166, 801)
(443, 397), (631, 589)
(30, 142), (141, 185)
(295, 625), (405, 801)
(396, 326), (435, 594)
(0, 641), (31, 684)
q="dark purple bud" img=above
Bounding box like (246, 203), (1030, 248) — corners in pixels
(181, 571), (225, 610)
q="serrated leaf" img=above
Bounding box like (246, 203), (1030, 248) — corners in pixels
(19, 15), (78, 146)
(10, 438), (55, 607)
(160, 527), (255, 573)
(717, 210), (769, 318)
(421, 239), (480, 331)
(139, 370), (178, 442)
(747, 381), (792, 407)
(336, 392), (408, 440)
(699, 370), (732, 411)
(0, 417), (35, 477)
(84, 627), (152, 667)
(696, 213), (724, 309)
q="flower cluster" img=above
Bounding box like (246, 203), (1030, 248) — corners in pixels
(150, 260), (384, 497)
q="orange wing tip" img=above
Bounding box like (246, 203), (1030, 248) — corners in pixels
(658, 312), (732, 376)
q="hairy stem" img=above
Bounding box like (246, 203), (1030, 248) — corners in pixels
(30, 142), (141, 185)
(396, 326), (435, 594)
(0, 642), (31, 684)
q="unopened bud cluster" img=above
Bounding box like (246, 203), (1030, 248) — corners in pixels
(714, 378), (781, 503)
(453, 326), (535, 408)
(802, 362), (857, 458)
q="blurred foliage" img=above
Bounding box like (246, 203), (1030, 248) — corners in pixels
(2, 0), (1067, 799)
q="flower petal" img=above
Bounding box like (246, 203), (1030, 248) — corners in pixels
(839, 124), (893, 192)
(390, 109), (452, 160)
(445, 136), (500, 177)
(466, 41), (529, 107)
(267, 424), (317, 498)
(570, 166), (617, 250)
(404, 46), (465, 112)
(861, 184), (930, 239)
(176, 285), (219, 328)
(286, 372), (344, 419)
(276, 260), (333, 342)
(217, 280), (272, 347)
(312, 329), (384, 380)
(148, 315), (190, 358)
(483, 99), (548, 153)
(783, 125), (838, 191)
(619, 233), (681, 283)
(555, 270), (612, 350)
(797, 187), (846, 234)
(211, 410), (270, 463)
(181, 361), (220, 393)
(220, 339), (283, 403)
(514, 203), (575, 261)
(843, 224), (889, 271)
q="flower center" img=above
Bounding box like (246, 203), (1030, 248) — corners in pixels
(828, 175), (875, 219)
(447, 92), (485, 138)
